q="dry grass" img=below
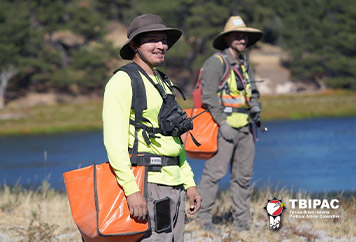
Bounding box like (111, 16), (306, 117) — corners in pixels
(1, 183), (355, 242)
(185, 188), (356, 242)
(0, 182), (81, 242)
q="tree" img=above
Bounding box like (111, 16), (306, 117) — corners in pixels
(2, 0), (355, 106)
(26, 0), (115, 92)
(0, 66), (18, 108)
(0, 0), (29, 108)
(275, 0), (356, 89)
(0, 0), (119, 107)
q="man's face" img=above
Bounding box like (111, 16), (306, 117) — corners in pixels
(224, 32), (248, 53)
(137, 32), (168, 66)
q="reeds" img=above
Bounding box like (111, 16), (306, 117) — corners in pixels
(1, 183), (355, 242)
(0, 182), (80, 241)
(185, 186), (356, 241)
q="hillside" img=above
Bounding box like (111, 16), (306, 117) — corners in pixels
(105, 22), (304, 96)
(5, 45), (303, 108)
(4, 21), (323, 108)
(250, 44), (293, 95)
(250, 44), (323, 95)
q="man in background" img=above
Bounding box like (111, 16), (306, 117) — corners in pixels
(196, 15), (263, 232)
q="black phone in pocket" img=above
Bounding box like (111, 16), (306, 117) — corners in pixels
(154, 197), (171, 233)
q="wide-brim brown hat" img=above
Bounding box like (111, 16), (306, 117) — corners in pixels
(120, 14), (182, 60)
(213, 16), (263, 50)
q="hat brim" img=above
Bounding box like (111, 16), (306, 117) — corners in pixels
(120, 27), (182, 60)
(213, 28), (263, 50)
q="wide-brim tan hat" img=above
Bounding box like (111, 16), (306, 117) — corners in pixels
(213, 16), (263, 50)
(120, 14), (182, 60)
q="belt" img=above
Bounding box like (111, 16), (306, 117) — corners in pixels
(128, 150), (180, 171)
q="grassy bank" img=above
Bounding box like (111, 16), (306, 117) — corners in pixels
(1, 184), (355, 241)
(0, 100), (103, 135)
(260, 90), (356, 121)
(0, 90), (355, 135)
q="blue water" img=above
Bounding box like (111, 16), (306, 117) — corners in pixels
(0, 117), (355, 192)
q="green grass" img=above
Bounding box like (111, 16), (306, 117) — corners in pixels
(0, 90), (355, 135)
(0, 101), (103, 135)
(260, 90), (356, 121)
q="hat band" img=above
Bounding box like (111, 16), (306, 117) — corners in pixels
(128, 23), (171, 39)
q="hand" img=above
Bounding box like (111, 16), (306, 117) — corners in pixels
(186, 186), (201, 215)
(126, 191), (147, 223)
(250, 105), (261, 123)
(219, 122), (235, 142)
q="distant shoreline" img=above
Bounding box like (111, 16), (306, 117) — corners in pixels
(0, 89), (355, 136)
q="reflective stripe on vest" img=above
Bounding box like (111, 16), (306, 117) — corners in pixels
(218, 64), (251, 109)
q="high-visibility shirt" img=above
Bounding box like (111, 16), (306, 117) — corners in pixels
(219, 63), (251, 128)
(201, 49), (260, 128)
(103, 69), (196, 196)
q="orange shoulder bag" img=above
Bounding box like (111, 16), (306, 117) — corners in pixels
(63, 162), (149, 242)
(182, 108), (219, 160)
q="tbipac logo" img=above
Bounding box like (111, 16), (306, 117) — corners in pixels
(264, 197), (341, 230)
(289, 198), (341, 220)
(289, 199), (339, 209)
(264, 198), (286, 230)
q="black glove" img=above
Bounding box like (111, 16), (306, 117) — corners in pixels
(250, 105), (261, 123)
(219, 122), (235, 142)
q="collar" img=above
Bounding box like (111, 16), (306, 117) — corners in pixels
(223, 48), (246, 66)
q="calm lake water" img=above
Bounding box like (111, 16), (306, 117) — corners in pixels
(0, 117), (355, 193)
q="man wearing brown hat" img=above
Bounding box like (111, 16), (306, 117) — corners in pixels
(103, 14), (201, 241)
(196, 15), (263, 232)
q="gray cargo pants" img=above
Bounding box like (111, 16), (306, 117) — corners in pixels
(141, 183), (186, 242)
(196, 125), (255, 225)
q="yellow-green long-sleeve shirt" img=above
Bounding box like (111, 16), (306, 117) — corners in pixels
(103, 68), (196, 196)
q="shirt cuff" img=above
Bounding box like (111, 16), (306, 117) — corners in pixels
(183, 177), (196, 190)
(121, 179), (141, 196)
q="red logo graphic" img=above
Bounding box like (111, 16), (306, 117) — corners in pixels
(264, 198), (286, 230)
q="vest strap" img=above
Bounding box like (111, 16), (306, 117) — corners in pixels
(223, 107), (250, 114)
(224, 106), (250, 116)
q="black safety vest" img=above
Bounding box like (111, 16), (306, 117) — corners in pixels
(113, 63), (193, 169)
